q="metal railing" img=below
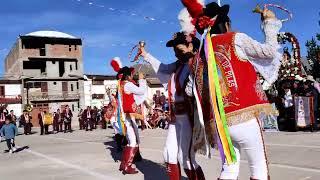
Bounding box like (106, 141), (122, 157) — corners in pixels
(29, 92), (80, 101)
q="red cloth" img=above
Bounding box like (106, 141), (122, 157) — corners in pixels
(121, 81), (137, 113)
(211, 32), (269, 114)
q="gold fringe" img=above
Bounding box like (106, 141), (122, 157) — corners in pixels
(226, 103), (278, 127)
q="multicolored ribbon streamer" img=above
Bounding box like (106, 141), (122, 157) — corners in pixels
(116, 81), (126, 136)
(204, 30), (236, 164)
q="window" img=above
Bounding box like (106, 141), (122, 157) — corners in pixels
(92, 94), (104, 99)
(92, 80), (104, 85)
(41, 82), (48, 92)
(72, 104), (75, 111)
(40, 47), (46, 56)
(34, 82), (41, 88)
(0, 86), (5, 96)
(52, 61), (56, 64)
(76, 82), (79, 89)
(70, 64), (72, 71)
(74, 45), (77, 50)
(62, 82), (68, 92)
(69, 45), (72, 52)
(71, 84), (74, 91)
(77, 102), (80, 108)
(53, 82), (57, 85)
(75, 61), (78, 70)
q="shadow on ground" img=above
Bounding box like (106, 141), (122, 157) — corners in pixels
(103, 139), (187, 180)
(104, 140), (122, 162)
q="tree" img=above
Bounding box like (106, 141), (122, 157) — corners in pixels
(305, 13), (320, 78)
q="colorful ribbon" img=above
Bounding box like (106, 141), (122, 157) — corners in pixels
(116, 81), (126, 136)
(204, 30), (236, 164)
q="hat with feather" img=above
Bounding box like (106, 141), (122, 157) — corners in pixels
(181, 0), (230, 34)
(110, 57), (134, 80)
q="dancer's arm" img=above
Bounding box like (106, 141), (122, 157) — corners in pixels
(124, 74), (147, 95)
(235, 18), (282, 61)
(140, 49), (176, 84)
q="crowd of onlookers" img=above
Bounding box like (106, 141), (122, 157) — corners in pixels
(272, 78), (320, 131)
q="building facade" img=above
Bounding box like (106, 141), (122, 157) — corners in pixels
(0, 80), (22, 115)
(4, 31), (84, 126)
(84, 74), (165, 108)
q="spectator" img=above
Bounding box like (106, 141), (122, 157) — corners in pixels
(9, 110), (17, 126)
(160, 93), (166, 108)
(0, 116), (18, 153)
(62, 105), (73, 133)
(78, 109), (84, 130)
(82, 106), (94, 131)
(55, 109), (63, 132)
(38, 108), (45, 135)
(20, 110), (32, 135)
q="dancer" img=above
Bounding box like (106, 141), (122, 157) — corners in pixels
(106, 91), (127, 152)
(181, 1), (282, 179)
(110, 57), (147, 175)
(140, 31), (206, 179)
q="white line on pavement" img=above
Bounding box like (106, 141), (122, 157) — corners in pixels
(266, 143), (320, 149)
(19, 146), (119, 180)
(41, 136), (320, 174)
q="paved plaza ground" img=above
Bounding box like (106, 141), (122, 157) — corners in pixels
(0, 127), (320, 180)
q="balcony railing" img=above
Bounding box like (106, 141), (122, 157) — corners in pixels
(29, 92), (80, 101)
(0, 95), (22, 104)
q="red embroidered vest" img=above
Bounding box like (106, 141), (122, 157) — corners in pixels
(120, 81), (137, 113)
(211, 32), (269, 115)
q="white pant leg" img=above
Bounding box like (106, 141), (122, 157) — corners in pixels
(125, 117), (137, 147)
(163, 123), (179, 164)
(176, 115), (199, 170)
(110, 117), (120, 134)
(219, 143), (241, 179)
(131, 117), (140, 145)
(219, 118), (268, 180)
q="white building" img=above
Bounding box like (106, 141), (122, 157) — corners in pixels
(4, 30), (84, 126)
(0, 80), (22, 115)
(84, 74), (165, 108)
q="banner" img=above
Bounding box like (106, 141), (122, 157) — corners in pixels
(294, 96), (314, 128)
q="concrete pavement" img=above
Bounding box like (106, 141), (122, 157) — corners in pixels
(0, 127), (320, 180)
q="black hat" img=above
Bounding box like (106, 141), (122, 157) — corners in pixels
(203, 2), (229, 20)
(196, 2), (230, 34)
(166, 32), (200, 49)
(117, 66), (135, 80)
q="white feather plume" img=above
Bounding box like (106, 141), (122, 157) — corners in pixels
(178, 8), (195, 35)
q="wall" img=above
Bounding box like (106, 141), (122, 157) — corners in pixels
(46, 44), (81, 59)
(7, 104), (22, 116)
(5, 40), (21, 75)
(5, 84), (22, 115)
(5, 84), (21, 96)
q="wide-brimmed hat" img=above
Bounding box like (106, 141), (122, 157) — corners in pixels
(166, 32), (200, 48)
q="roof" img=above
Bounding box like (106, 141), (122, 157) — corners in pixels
(85, 75), (117, 80)
(25, 31), (77, 39)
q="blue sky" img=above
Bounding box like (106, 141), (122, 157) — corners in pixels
(0, 0), (319, 75)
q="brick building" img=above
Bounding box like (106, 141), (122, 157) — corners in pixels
(4, 31), (84, 126)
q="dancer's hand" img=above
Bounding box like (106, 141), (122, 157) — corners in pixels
(262, 8), (276, 21)
(138, 72), (145, 80)
(140, 46), (148, 59)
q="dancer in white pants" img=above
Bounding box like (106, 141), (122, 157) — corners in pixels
(110, 58), (147, 175)
(181, 1), (283, 179)
(141, 32), (205, 180)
